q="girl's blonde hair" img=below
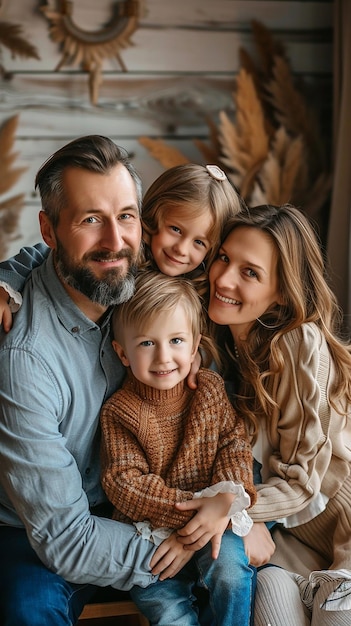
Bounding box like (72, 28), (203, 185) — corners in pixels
(141, 163), (244, 297)
(213, 204), (351, 438)
(113, 270), (220, 368)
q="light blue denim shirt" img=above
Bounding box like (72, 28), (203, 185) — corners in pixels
(0, 253), (156, 589)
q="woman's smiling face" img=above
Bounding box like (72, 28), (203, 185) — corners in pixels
(208, 226), (282, 340)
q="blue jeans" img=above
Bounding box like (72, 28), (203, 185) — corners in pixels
(0, 526), (97, 625)
(131, 529), (256, 626)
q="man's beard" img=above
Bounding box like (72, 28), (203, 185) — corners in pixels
(54, 240), (138, 307)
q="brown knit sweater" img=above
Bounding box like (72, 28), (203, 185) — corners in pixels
(100, 368), (256, 530)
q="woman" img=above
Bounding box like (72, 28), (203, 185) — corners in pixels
(207, 203), (351, 626)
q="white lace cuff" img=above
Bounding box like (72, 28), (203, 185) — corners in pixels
(0, 281), (22, 313)
(193, 481), (253, 537)
(133, 521), (173, 546)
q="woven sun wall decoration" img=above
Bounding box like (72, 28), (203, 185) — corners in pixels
(41, 0), (143, 105)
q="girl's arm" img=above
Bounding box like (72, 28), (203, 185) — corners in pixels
(0, 244), (50, 330)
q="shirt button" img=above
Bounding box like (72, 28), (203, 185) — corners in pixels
(71, 326), (80, 333)
(85, 467), (91, 475)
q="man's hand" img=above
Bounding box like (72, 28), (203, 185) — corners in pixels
(243, 522), (275, 567)
(150, 532), (193, 580)
(175, 493), (234, 559)
(0, 287), (13, 333)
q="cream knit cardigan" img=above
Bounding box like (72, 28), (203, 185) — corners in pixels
(250, 322), (351, 524)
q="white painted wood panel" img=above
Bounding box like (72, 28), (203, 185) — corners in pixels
(0, 75), (234, 133)
(2, 0), (333, 30)
(1, 0), (332, 73)
(2, 28), (332, 74)
(0, 0), (333, 258)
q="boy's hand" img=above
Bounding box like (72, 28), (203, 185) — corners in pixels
(175, 493), (234, 559)
(0, 287), (13, 332)
(243, 522), (275, 566)
(150, 532), (193, 580)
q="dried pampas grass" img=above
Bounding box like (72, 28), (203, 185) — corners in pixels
(0, 115), (27, 260)
(138, 137), (190, 169)
(138, 20), (331, 239)
(0, 21), (39, 77)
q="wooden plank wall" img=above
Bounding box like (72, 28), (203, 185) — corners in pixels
(0, 0), (333, 258)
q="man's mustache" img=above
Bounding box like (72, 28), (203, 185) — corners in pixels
(84, 249), (133, 262)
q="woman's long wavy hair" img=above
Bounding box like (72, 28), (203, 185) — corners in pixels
(212, 204), (351, 440)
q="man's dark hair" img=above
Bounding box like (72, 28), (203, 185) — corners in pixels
(35, 135), (143, 227)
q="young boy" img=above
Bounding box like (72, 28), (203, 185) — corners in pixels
(100, 270), (256, 626)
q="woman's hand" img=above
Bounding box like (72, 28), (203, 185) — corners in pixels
(243, 522), (276, 566)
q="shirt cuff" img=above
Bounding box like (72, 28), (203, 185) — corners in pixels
(133, 521), (173, 545)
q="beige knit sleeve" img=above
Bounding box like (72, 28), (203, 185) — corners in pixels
(249, 323), (335, 523)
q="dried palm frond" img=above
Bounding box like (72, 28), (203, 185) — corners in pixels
(0, 195), (24, 260)
(0, 22), (40, 60)
(138, 137), (190, 169)
(194, 117), (223, 165)
(0, 194), (25, 219)
(217, 69), (270, 197)
(0, 116), (27, 195)
(0, 116), (27, 259)
(294, 172), (332, 220)
(267, 56), (325, 175)
(250, 20), (287, 79)
(251, 127), (310, 209)
(273, 126), (305, 201)
(0, 114), (18, 156)
(255, 153), (282, 205)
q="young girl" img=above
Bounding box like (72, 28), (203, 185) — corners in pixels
(141, 162), (244, 297)
(101, 269), (256, 626)
(0, 162), (243, 326)
(203, 203), (351, 625)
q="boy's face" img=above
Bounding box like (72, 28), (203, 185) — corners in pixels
(113, 304), (201, 390)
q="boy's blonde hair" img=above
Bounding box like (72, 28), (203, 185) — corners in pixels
(113, 270), (219, 367)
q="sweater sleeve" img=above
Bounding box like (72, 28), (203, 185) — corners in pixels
(0, 244), (50, 293)
(100, 392), (195, 530)
(249, 324), (334, 523)
(200, 370), (256, 506)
